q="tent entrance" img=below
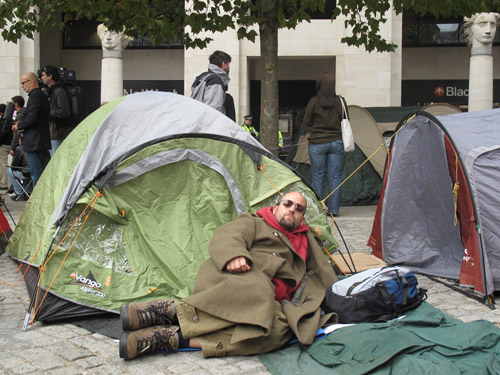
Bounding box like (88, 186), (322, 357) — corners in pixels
(380, 116), (463, 279)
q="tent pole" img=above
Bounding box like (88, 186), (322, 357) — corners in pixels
(1, 199), (17, 227)
(22, 227), (60, 331)
(333, 220), (357, 274)
(334, 247), (354, 274)
(425, 274), (495, 310)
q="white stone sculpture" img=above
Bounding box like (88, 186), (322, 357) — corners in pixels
(464, 13), (500, 111)
(464, 12), (499, 48)
(97, 24), (134, 105)
(97, 24), (133, 56)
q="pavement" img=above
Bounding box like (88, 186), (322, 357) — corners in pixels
(1, 197), (499, 374)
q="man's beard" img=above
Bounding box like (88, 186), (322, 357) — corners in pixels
(279, 217), (297, 232)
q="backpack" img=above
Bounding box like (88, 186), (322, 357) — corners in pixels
(62, 81), (89, 128)
(324, 266), (427, 323)
(58, 68), (88, 128)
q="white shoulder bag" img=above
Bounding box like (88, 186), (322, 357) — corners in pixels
(340, 97), (355, 152)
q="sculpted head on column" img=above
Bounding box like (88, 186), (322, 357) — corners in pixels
(464, 12), (500, 47)
(97, 24), (134, 52)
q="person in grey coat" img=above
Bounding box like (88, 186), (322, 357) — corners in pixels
(191, 50), (235, 119)
(119, 192), (338, 360)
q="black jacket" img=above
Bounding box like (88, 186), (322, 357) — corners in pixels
(0, 117), (12, 146)
(48, 81), (72, 140)
(11, 145), (30, 177)
(17, 87), (51, 153)
(11, 108), (26, 152)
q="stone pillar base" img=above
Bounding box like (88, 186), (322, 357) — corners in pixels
(468, 54), (493, 112)
(101, 58), (123, 105)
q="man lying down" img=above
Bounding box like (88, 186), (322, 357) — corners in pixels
(119, 192), (338, 359)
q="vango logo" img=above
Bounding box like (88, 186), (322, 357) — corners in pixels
(69, 272), (102, 290)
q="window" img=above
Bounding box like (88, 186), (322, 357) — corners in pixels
(403, 10), (499, 47)
(62, 17), (183, 49)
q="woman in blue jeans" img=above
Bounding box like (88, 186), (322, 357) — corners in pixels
(302, 72), (348, 216)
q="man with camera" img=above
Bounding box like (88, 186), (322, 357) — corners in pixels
(12, 72), (50, 186)
(40, 65), (72, 156)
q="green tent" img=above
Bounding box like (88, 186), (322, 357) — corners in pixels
(7, 92), (338, 323)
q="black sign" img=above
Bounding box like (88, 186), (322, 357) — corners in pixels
(76, 80), (184, 113)
(402, 79), (500, 106)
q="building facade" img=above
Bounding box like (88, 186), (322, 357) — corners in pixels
(1, 9), (498, 132)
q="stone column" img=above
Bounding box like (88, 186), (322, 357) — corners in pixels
(97, 25), (133, 105)
(464, 13), (499, 111)
(469, 47), (494, 111)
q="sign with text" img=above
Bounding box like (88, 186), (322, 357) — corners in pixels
(402, 80), (500, 106)
(77, 80), (184, 112)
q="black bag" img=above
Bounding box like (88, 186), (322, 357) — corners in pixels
(62, 81), (89, 128)
(324, 266), (427, 323)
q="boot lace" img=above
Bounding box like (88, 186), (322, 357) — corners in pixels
(137, 301), (175, 327)
(137, 327), (178, 355)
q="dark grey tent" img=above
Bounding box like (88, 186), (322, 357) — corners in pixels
(369, 108), (500, 297)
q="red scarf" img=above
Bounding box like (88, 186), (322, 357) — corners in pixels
(257, 207), (309, 302)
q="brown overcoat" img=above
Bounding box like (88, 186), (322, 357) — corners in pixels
(182, 212), (338, 346)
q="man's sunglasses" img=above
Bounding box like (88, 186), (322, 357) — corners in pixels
(280, 199), (306, 213)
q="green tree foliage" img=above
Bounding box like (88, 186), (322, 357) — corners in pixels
(1, 0), (497, 50)
(1, 0), (497, 151)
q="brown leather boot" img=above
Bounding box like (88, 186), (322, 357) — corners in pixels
(121, 299), (177, 331)
(119, 325), (180, 360)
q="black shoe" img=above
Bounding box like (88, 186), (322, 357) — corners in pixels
(7, 185), (14, 194)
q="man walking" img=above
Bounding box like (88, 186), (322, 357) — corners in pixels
(40, 65), (72, 156)
(119, 191), (337, 359)
(191, 50), (235, 118)
(12, 72), (51, 186)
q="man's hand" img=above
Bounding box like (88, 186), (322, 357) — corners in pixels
(12, 122), (18, 132)
(225, 256), (251, 273)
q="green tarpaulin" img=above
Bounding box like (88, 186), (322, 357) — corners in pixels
(260, 302), (500, 374)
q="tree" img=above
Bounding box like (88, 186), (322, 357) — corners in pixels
(0, 0), (497, 152)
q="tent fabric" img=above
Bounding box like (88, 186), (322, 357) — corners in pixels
(0, 206), (12, 255)
(345, 105), (386, 178)
(369, 108), (500, 296)
(108, 148), (247, 214)
(380, 115), (463, 279)
(259, 302), (500, 375)
(6, 92), (339, 319)
(52, 92), (265, 227)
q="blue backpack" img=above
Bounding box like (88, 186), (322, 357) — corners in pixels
(324, 266), (427, 323)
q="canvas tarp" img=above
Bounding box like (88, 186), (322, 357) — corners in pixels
(259, 302), (500, 374)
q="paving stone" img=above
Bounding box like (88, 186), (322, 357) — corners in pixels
(167, 363), (205, 374)
(53, 344), (94, 362)
(48, 365), (86, 375)
(74, 354), (108, 369)
(235, 358), (268, 371)
(1, 356), (37, 374)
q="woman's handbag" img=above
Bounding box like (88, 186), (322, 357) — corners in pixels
(340, 97), (355, 152)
